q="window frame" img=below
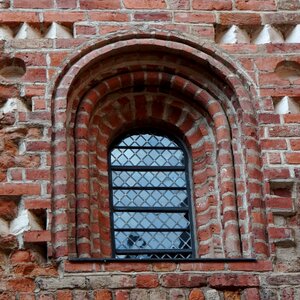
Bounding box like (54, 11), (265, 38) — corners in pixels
(108, 128), (197, 260)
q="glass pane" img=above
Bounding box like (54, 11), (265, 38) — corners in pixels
(113, 212), (190, 229)
(113, 189), (188, 207)
(111, 148), (184, 167)
(118, 133), (178, 148)
(111, 170), (186, 188)
(114, 231), (192, 251)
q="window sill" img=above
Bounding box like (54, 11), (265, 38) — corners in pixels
(69, 257), (257, 263)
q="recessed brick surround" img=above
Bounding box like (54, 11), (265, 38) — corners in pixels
(0, 0), (299, 299)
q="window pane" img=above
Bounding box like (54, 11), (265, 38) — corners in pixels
(112, 189), (188, 207)
(109, 131), (194, 259)
(111, 148), (184, 167)
(111, 170), (186, 188)
(115, 231), (192, 250)
(114, 212), (190, 229)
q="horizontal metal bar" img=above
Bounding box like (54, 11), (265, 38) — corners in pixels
(111, 166), (185, 171)
(112, 206), (189, 212)
(69, 257), (258, 263)
(115, 249), (192, 254)
(112, 186), (186, 190)
(115, 146), (180, 150)
(114, 228), (190, 232)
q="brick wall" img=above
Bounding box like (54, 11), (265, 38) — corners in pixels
(0, 0), (299, 299)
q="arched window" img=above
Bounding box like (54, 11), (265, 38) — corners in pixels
(109, 130), (195, 259)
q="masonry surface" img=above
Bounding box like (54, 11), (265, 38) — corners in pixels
(0, 0), (300, 299)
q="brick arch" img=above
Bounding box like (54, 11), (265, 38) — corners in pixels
(87, 93), (221, 259)
(51, 32), (267, 260)
(74, 71), (241, 259)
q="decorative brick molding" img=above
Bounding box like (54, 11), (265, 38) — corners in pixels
(50, 31), (267, 260)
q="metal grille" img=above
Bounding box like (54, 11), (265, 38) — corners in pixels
(109, 132), (195, 259)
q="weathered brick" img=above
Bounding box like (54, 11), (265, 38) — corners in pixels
(192, 0), (232, 10)
(123, 0), (166, 8)
(208, 274), (260, 288)
(79, 0), (120, 9)
(14, 0), (54, 8)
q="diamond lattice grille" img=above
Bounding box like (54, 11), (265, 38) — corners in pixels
(109, 132), (194, 259)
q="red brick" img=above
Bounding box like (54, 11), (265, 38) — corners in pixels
(262, 12), (300, 24)
(133, 12), (171, 21)
(25, 169), (50, 180)
(7, 278), (35, 292)
(261, 139), (287, 150)
(286, 153), (300, 164)
(192, 0), (232, 10)
(43, 12), (85, 22)
(136, 274), (159, 288)
(24, 231), (51, 243)
(56, 0), (77, 8)
(123, 0), (166, 8)
(89, 12), (129, 22)
(228, 261), (273, 271)
(259, 113), (280, 124)
(10, 250), (32, 264)
(284, 114), (300, 123)
(14, 0), (54, 8)
(266, 196), (294, 214)
(56, 291), (72, 300)
(208, 274), (260, 288)
(104, 262), (150, 272)
(24, 199), (51, 210)
(269, 126), (300, 137)
(22, 69), (47, 83)
(94, 290), (112, 300)
(290, 139), (300, 150)
(268, 227), (294, 243)
(79, 0), (121, 9)
(174, 12), (215, 23)
(115, 291), (130, 300)
(153, 262), (177, 272)
(161, 274), (207, 287)
(75, 25), (97, 36)
(236, 0), (276, 10)
(219, 13), (261, 25)
(189, 289), (205, 300)
(264, 168), (290, 179)
(243, 288), (260, 300)
(26, 141), (50, 152)
(0, 184), (40, 195)
(16, 53), (47, 67)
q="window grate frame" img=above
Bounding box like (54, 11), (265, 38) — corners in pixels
(108, 129), (196, 260)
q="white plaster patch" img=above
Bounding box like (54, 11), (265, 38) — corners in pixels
(45, 22), (73, 39)
(15, 23), (42, 39)
(286, 25), (300, 43)
(1, 98), (28, 114)
(274, 96), (300, 114)
(0, 218), (10, 235)
(10, 209), (43, 235)
(218, 25), (250, 44)
(0, 25), (13, 40)
(253, 24), (284, 44)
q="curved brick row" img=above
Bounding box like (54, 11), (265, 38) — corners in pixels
(51, 32), (266, 260)
(75, 71), (240, 259)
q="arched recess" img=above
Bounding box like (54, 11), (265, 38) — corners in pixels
(50, 30), (268, 260)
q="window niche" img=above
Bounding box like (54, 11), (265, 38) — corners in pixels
(51, 34), (267, 261)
